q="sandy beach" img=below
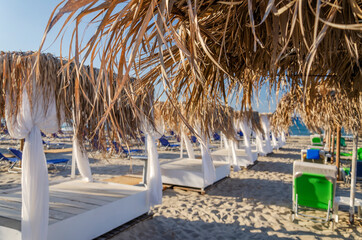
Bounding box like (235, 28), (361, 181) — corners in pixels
(1, 136), (361, 239)
(108, 136), (362, 240)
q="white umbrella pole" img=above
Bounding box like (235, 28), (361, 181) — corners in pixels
(349, 131), (358, 223)
(180, 132), (184, 158)
(71, 105), (76, 179)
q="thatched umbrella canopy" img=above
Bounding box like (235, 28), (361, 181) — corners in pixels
(154, 100), (237, 139)
(40, 0), (361, 130)
(154, 101), (182, 135)
(271, 86), (362, 134)
(0, 51), (160, 239)
(270, 90), (301, 133)
(0, 51), (153, 149)
(272, 84), (362, 222)
(235, 110), (264, 135)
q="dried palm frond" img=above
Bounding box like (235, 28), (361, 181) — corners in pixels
(155, 100), (238, 139)
(272, 85), (362, 134)
(235, 110), (264, 134)
(0, 51), (153, 151)
(41, 0), (361, 121)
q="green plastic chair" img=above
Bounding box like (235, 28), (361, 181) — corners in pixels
(292, 172), (335, 223)
(340, 152), (352, 157)
(311, 137), (323, 146)
(340, 137), (347, 147)
(340, 148), (362, 159)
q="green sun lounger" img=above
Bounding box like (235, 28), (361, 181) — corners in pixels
(311, 137), (323, 146)
(292, 161), (337, 225)
(293, 172), (335, 223)
(337, 148), (362, 159)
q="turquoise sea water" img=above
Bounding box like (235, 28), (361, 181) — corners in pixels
(288, 117), (351, 136)
(289, 117), (311, 136)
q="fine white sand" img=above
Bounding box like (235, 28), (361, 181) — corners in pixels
(1, 136), (361, 239)
(109, 136), (362, 240)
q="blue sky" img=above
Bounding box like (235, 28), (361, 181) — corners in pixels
(0, 1), (280, 113)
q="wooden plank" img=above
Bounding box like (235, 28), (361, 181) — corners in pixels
(103, 176), (142, 186)
(0, 194), (92, 215)
(44, 148), (72, 153)
(2, 153), (14, 158)
(50, 191), (110, 206)
(0, 200), (61, 224)
(0, 180), (146, 231)
(0, 185), (130, 210)
(0, 216), (21, 231)
(172, 186), (205, 194)
(0, 206), (21, 221)
(50, 183), (130, 199)
(51, 186), (128, 197)
(48, 208), (75, 221)
(51, 189), (125, 203)
(162, 184), (172, 191)
(49, 196), (100, 211)
(0, 199), (21, 211)
(50, 202), (88, 215)
(0, 196), (87, 223)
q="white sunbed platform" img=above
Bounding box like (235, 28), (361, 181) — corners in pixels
(0, 180), (149, 240)
(211, 148), (258, 168)
(160, 158), (230, 190)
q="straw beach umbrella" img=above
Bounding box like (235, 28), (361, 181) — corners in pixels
(41, 1), (360, 175)
(272, 85), (362, 223)
(0, 51), (159, 239)
(40, 0), (361, 120)
(41, 0), (361, 225)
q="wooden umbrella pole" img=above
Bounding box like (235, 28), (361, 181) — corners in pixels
(336, 126), (341, 180)
(20, 139), (25, 168)
(20, 139), (25, 151)
(331, 130), (335, 164)
(349, 131), (358, 224)
(327, 129), (332, 153)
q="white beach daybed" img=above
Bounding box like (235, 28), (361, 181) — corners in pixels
(0, 180), (149, 240)
(211, 148), (258, 168)
(0, 86), (161, 239)
(160, 158), (230, 190)
(160, 129), (230, 191)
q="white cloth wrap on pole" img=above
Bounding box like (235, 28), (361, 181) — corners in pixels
(179, 131), (184, 158)
(260, 116), (273, 154)
(256, 130), (267, 156)
(271, 131), (279, 150)
(229, 139), (240, 171)
(239, 120), (254, 162)
(350, 132), (358, 219)
(6, 89), (59, 240)
(281, 131), (286, 146)
(155, 118), (165, 136)
(277, 132), (283, 148)
(222, 134), (229, 149)
(182, 130), (195, 159)
(196, 127), (216, 186)
(72, 137), (93, 182)
(142, 119), (162, 207)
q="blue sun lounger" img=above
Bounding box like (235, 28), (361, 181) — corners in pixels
(109, 141), (143, 156)
(9, 148), (69, 170)
(0, 152), (21, 172)
(159, 137), (180, 150)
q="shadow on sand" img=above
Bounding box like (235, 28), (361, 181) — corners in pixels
(207, 178), (292, 208)
(108, 215), (353, 240)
